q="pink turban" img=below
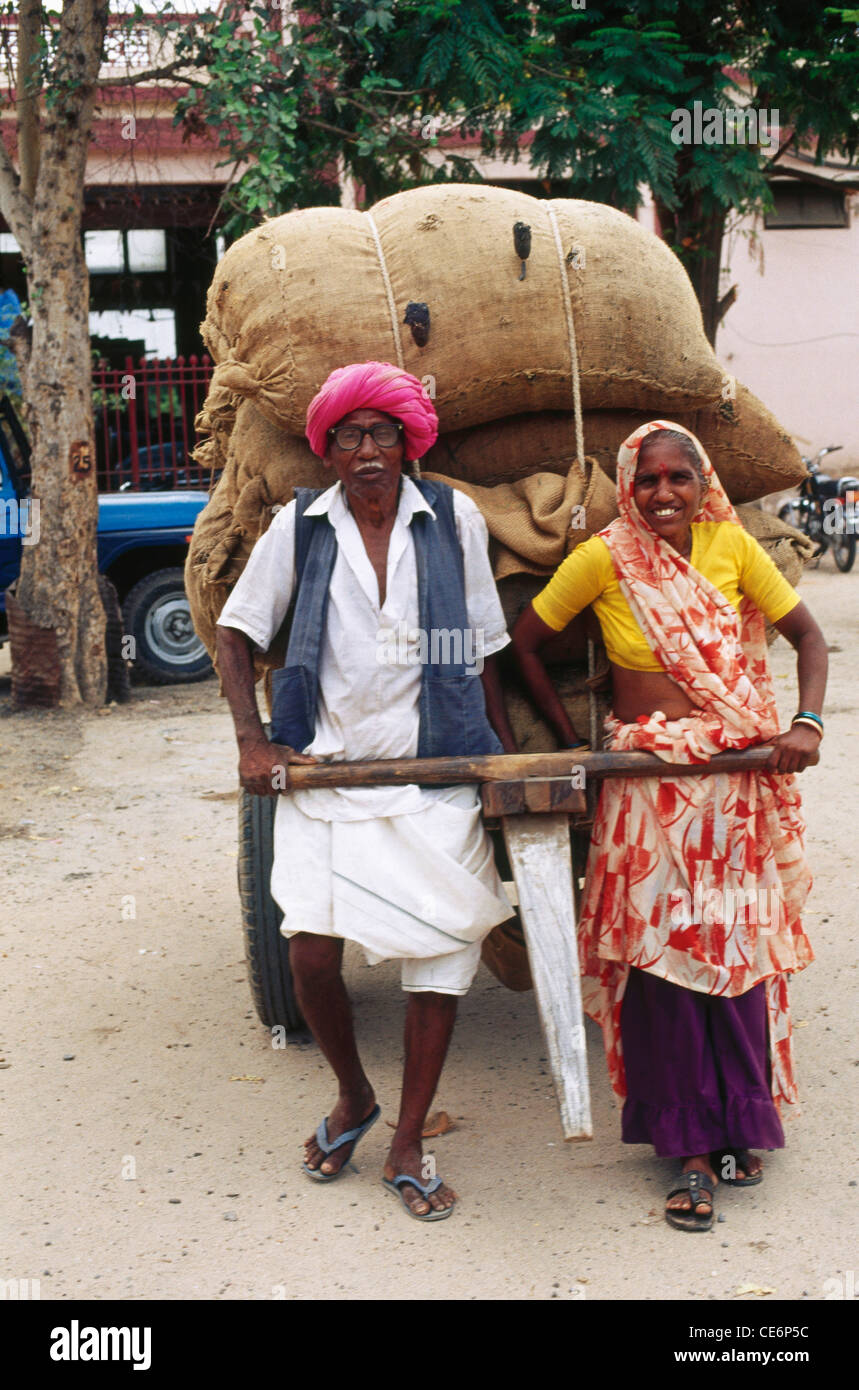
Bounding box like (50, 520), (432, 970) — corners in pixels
(305, 361), (439, 461)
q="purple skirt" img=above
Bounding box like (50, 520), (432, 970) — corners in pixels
(619, 967), (785, 1159)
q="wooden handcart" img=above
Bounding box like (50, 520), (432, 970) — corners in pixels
(239, 744), (799, 1143)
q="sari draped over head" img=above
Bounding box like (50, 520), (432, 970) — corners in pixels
(578, 420), (813, 1111)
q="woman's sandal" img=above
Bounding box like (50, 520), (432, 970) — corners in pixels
(711, 1148), (763, 1187)
(665, 1169), (715, 1232)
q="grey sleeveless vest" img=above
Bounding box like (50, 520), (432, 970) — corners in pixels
(269, 478), (502, 759)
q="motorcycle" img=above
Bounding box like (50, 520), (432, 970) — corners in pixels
(778, 445), (859, 573)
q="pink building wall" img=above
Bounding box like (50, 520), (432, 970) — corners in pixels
(716, 201), (859, 472)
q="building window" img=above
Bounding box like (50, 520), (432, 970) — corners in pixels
(84, 229), (168, 273)
(764, 183), (849, 229)
(127, 230), (168, 273)
(89, 308), (177, 358)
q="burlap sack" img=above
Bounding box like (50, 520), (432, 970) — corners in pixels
(424, 456), (618, 579)
(201, 184), (724, 435)
(734, 503), (816, 588)
(425, 384), (805, 502)
(184, 464), (258, 661)
(193, 378), (803, 518)
(191, 380), (241, 477)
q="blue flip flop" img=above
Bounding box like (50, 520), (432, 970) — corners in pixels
(382, 1172), (455, 1222)
(302, 1103), (381, 1182)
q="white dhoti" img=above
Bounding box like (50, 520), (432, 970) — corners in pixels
(218, 476), (516, 994)
(272, 786), (514, 995)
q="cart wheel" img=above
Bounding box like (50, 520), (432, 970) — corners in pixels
(238, 788), (305, 1031)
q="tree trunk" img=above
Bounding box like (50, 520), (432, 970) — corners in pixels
(654, 191), (732, 347)
(10, 0), (110, 708)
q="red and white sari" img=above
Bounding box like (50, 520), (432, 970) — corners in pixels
(578, 421), (813, 1111)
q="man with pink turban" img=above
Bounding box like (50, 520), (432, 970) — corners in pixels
(216, 362), (516, 1222)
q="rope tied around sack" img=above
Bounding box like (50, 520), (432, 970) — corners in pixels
(546, 204), (586, 474)
(365, 211), (405, 370)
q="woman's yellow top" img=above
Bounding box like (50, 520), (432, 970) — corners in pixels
(532, 521), (801, 672)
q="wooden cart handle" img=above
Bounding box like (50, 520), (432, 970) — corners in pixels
(280, 744), (817, 790)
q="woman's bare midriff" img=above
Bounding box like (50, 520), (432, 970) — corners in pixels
(609, 663), (700, 724)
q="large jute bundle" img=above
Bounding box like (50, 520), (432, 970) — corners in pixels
(194, 379), (803, 515)
(425, 384), (805, 502)
(201, 184), (725, 434)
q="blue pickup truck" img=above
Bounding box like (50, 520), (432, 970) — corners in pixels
(0, 398), (212, 684)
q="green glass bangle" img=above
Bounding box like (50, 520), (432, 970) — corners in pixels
(794, 710), (823, 729)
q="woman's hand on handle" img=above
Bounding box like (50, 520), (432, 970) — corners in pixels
(766, 723), (821, 775)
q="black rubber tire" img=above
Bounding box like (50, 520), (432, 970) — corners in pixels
(238, 788), (305, 1031)
(832, 532), (856, 573)
(122, 567), (213, 684)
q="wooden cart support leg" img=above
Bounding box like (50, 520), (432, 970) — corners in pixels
(502, 813), (593, 1142)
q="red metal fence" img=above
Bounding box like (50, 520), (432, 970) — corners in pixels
(93, 355), (214, 493)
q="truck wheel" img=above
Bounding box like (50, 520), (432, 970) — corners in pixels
(122, 568), (212, 684)
(238, 788), (305, 1031)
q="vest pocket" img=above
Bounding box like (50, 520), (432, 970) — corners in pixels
(424, 672), (502, 757)
(270, 665), (314, 750)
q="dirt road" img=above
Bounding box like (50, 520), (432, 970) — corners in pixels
(1, 559), (856, 1301)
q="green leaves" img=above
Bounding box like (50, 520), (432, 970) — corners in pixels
(360, 1), (397, 33)
(167, 0), (859, 308)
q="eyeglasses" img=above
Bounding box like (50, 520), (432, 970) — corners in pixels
(327, 422), (403, 451)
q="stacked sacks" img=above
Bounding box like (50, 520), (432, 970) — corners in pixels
(191, 380), (804, 505)
(422, 385), (806, 502)
(187, 182), (811, 704)
(200, 184), (727, 434)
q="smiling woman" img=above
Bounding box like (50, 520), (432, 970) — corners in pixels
(633, 427), (708, 557)
(512, 418), (827, 1235)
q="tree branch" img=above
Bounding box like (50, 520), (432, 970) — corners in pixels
(96, 58), (204, 89)
(764, 128), (796, 169)
(16, 0), (41, 201)
(39, 0), (109, 188)
(715, 282), (738, 328)
(0, 137), (33, 260)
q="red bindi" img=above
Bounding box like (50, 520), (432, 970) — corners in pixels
(636, 460), (675, 481)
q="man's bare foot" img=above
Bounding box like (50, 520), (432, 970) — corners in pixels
(303, 1084), (377, 1177)
(665, 1154), (718, 1218)
(383, 1137), (456, 1218)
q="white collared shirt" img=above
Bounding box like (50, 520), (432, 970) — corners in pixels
(217, 475), (510, 819)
